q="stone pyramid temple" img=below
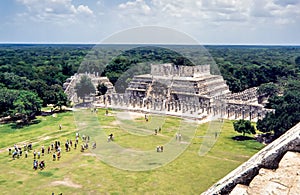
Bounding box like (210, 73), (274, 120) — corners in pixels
(125, 63), (230, 102)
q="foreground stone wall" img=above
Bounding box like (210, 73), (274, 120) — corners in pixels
(230, 151), (300, 195)
(202, 122), (300, 195)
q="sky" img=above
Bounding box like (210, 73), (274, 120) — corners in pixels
(0, 0), (300, 45)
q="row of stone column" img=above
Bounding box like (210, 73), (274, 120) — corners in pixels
(102, 94), (269, 121)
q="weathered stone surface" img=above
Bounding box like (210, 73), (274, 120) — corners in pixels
(229, 184), (248, 195)
(229, 152), (300, 195)
(202, 122), (300, 195)
(289, 174), (300, 195)
(247, 168), (289, 195)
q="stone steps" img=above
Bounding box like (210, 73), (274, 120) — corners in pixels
(202, 122), (300, 195)
(230, 151), (300, 195)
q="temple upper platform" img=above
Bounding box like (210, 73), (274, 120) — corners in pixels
(151, 63), (210, 77)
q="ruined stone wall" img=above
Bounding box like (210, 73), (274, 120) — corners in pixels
(150, 63), (210, 77)
(202, 122), (300, 195)
(151, 63), (173, 77)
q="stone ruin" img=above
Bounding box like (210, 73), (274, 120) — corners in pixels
(95, 63), (271, 121)
(63, 63), (272, 121)
(63, 72), (114, 103)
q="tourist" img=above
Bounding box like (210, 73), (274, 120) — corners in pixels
(32, 160), (35, 170)
(33, 150), (36, 159)
(154, 129), (157, 135)
(65, 142), (69, 152)
(33, 160), (39, 170)
(23, 144), (27, 151)
(37, 151), (41, 159)
(41, 146), (45, 156)
(25, 151), (28, 158)
(53, 153), (56, 161)
(39, 160), (45, 170)
(92, 142), (96, 149)
(57, 151), (61, 161)
(160, 145), (164, 152)
(156, 146), (161, 152)
(55, 141), (58, 151)
(178, 133), (182, 141)
(108, 133), (114, 141)
(48, 146), (51, 154)
(12, 150), (18, 159)
(28, 143), (32, 150)
(14, 144), (18, 151)
(59, 124), (62, 130)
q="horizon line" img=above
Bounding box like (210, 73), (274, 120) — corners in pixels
(0, 42), (300, 46)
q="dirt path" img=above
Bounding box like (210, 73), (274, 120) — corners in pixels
(51, 177), (82, 188)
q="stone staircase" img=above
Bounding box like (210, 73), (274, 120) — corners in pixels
(202, 122), (300, 195)
(230, 151), (300, 195)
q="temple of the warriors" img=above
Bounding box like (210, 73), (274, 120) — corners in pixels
(64, 63), (271, 120)
(126, 63), (229, 100)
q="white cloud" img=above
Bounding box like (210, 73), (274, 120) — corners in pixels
(119, 0), (151, 15)
(77, 5), (94, 15)
(274, 0), (300, 6)
(17, 0), (94, 24)
(249, 0), (300, 25)
(9, 0), (300, 44)
(116, 0), (300, 27)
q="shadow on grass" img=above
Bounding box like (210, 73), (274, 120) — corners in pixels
(38, 171), (53, 177)
(40, 109), (72, 116)
(232, 135), (254, 141)
(9, 119), (42, 129)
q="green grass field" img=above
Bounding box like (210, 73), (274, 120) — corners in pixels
(0, 108), (264, 194)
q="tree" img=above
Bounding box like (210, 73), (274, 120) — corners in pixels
(74, 75), (95, 102)
(48, 84), (69, 110)
(9, 90), (42, 123)
(257, 82), (279, 98)
(233, 119), (256, 136)
(0, 87), (18, 117)
(29, 80), (49, 106)
(257, 80), (300, 138)
(97, 83), (108, 96)
(295, 56), (300, 69)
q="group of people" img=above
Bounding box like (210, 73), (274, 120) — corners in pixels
(154, 127), (162, 135)
(10, 143), (33, 160)
(156, 145), (164, 152)
(33, 159), (45, 170)
(175, 133), (182, 141)
(9, 131), (97, 171)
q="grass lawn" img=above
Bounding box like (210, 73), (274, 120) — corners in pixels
(0, 108), (264, 194)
